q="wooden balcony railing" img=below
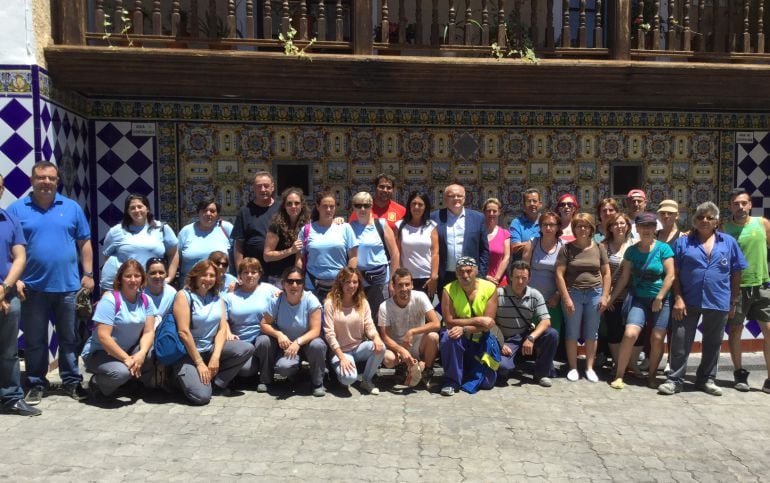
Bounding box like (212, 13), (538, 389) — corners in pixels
(53, 0), (770, 63)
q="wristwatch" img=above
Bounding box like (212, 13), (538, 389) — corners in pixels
(527, 335), (535, 342)
(83, 271), (94, 278)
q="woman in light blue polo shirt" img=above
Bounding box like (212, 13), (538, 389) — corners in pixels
(100, 194), (179, 292)
(297, 191), (358, 301)
(144, 257), (177, 320)
(223, 257), (277, 385)
(82, 260), (156, 397)
(172, 260), (254, 405)
(177, 198), (233, 281)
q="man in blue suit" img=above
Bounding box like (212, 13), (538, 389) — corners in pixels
(430, 183), (489, 290)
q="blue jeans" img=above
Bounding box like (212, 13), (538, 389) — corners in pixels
(626, 296), (671, 331)
(563, 287), (602, 341)
(331, 341), (385, 386)
(21, 289), (82, 387)
(0, 298), (24, 406)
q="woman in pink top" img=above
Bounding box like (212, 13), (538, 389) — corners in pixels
(483, 198), (511, 288)
(556, 193), (579, 243)
(324, 267), (385, 395)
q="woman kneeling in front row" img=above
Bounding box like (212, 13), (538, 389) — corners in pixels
(173, 260), (255, 405)
(82, 259), (156, 397)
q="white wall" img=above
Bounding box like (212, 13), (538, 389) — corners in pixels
(0, 0), (36, 64)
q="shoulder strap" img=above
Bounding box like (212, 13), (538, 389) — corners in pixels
(140, 292), (149, 309)
(302, 223), (311, 268)
(112, 290), (121, 314)
(373, 218), (391, 261)
(641, 242), (661, 272)
(218, 220), (229, 238)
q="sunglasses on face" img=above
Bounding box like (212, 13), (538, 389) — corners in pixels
(284, 279), (303, 285)
(557, 202), (575, 208)
(214, 261), (228, 268)
(354, 204), (371, 209)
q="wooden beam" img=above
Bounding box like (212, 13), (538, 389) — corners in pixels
(609, 0), (631, 60)
(352, 0), (373, 55)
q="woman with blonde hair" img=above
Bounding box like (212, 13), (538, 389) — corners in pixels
(323, 267), (385, 395)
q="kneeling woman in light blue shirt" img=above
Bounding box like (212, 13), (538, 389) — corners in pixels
(259, 267), (327, 396)
(173, 260), (254, 405)
(82, 259), (157, 397)
(144, 257), (177, 320)
(223, 258), (277, 387)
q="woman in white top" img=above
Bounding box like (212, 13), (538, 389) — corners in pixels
(100, 194), (179, 292)
(396, 191), (439, 299)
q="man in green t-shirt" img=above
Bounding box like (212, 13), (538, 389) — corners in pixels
(722, 188), (770, 394)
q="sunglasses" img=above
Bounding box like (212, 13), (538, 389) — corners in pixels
(557, 202), (576, 208)
(284, 279), (303, 285)
(353, 204), (371, 209)
(214, 261), (228, 268)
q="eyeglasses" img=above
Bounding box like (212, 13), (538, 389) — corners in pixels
(285, 279), (303, 285)
(214, 261), (228, 268)
(696, 215), (717, 221)
(557, 202), (575, 208)
(285, 201), (302, 207)
(353, 204), (371, 209)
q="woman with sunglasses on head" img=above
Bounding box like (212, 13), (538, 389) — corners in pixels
(350, 191), (399, 316)
(324, 267), (385, 395)
(556, 194), (579, 243)
(599, 213), (634, 371)
(100, 194), (179, 292)
(396, 191), (439, 299)
(222, 258), (278, 392)
(258, 267), (327, 397)
(555, 213), (611, 383)
(144, 258), (177, 320)
(522, 211), (565, 338)
(172, 260), (254, 405)
(82, 260), (156, 397)
(296, 191), (358, 301)
(207, 251), (238, 295)
(263, 187), (311, 285)
(177, 198), (233, 282)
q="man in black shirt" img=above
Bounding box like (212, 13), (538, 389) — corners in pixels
(232, 171), (279, 270)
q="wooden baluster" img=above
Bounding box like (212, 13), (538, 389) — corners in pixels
(561, 0), (570, 47)
(245, 0), (253, 38)
(152, 0), (161, 35)
(227, 0), (236, 38)
(262, 0), (271, 38)
(448, 0), (456, 45)
(114, 0), (123, 34)
(636, 0), (645, 49)
(497, 0), (506, 47)
(758, 0), (765, 53)
(399, 0), (407, 44)
(318, 1), (327, 41)
(578, 0), (586, 47)
(529, 0), (537, 47)
(132, 1), (143, 35)
(594, 0), (603, 48)
(682, 0), (691, 51)
(726, 0), (735, 52)
(416, 0), (423, 44)
(281, 0), (290, 35)
(464, 0), (472, 45)
(546, 0), (554, 48)
(299, 0), (308, 40)
(382, 0), (390, 42)
(743, 0), (751, 52)
(171, 0), (180, 36)
(431, 0), (439, 45)
(652, 0), (660, 50)
(697, 0), (705, 50)
(336, 0), (343, 41)
(95, 0), (105, 33)
(667, 0), (676, 50)
(481, 0), (489, 45)
(190, 0), (199, 38)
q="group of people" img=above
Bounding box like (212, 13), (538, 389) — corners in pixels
(1, 162), (769, 416)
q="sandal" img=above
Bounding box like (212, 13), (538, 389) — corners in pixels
(610, 378), (625, 390)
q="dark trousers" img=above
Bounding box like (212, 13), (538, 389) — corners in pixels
(498, 328), (559, 379)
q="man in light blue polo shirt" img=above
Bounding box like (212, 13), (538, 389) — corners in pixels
(659, 201), (747, 397)
(509, 188), (543, 261)
(0, 175), (40, 416)
(8, 162), (94, 404)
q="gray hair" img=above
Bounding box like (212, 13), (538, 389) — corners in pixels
(691, 201), (720, 229)
(351, 191), (373, 205)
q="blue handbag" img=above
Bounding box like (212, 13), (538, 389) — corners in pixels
(154, 289), (192, 366)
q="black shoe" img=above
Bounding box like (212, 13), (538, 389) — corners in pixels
(25, 386), (44, 406)
(63, 383), (89, 401)
(2, 399), (42, 416)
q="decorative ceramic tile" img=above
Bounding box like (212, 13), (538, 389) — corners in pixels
(735, 131), (770, 219)
(0, 97), (35, 201)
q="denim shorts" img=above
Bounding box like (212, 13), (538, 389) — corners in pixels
(625, 295), (671, 331)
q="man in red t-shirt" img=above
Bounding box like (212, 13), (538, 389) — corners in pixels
(349, 173), (406, 230)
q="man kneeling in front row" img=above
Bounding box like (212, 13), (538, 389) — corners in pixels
(495, 261), (558, 387)
(378, 268), (440, 389)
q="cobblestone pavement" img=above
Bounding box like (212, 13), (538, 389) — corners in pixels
(3, 353), (769, 482)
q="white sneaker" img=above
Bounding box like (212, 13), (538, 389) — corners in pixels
(664, 363), (671, 375)
(585, 369), (599, 383)
(360, 380), (379, 395)
(567, 369), (579, 382)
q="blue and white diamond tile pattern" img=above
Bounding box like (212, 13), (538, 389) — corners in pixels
(736, 131), (770, 219)
(94, 121), (156, 245)
(0, 97), (35, 203)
